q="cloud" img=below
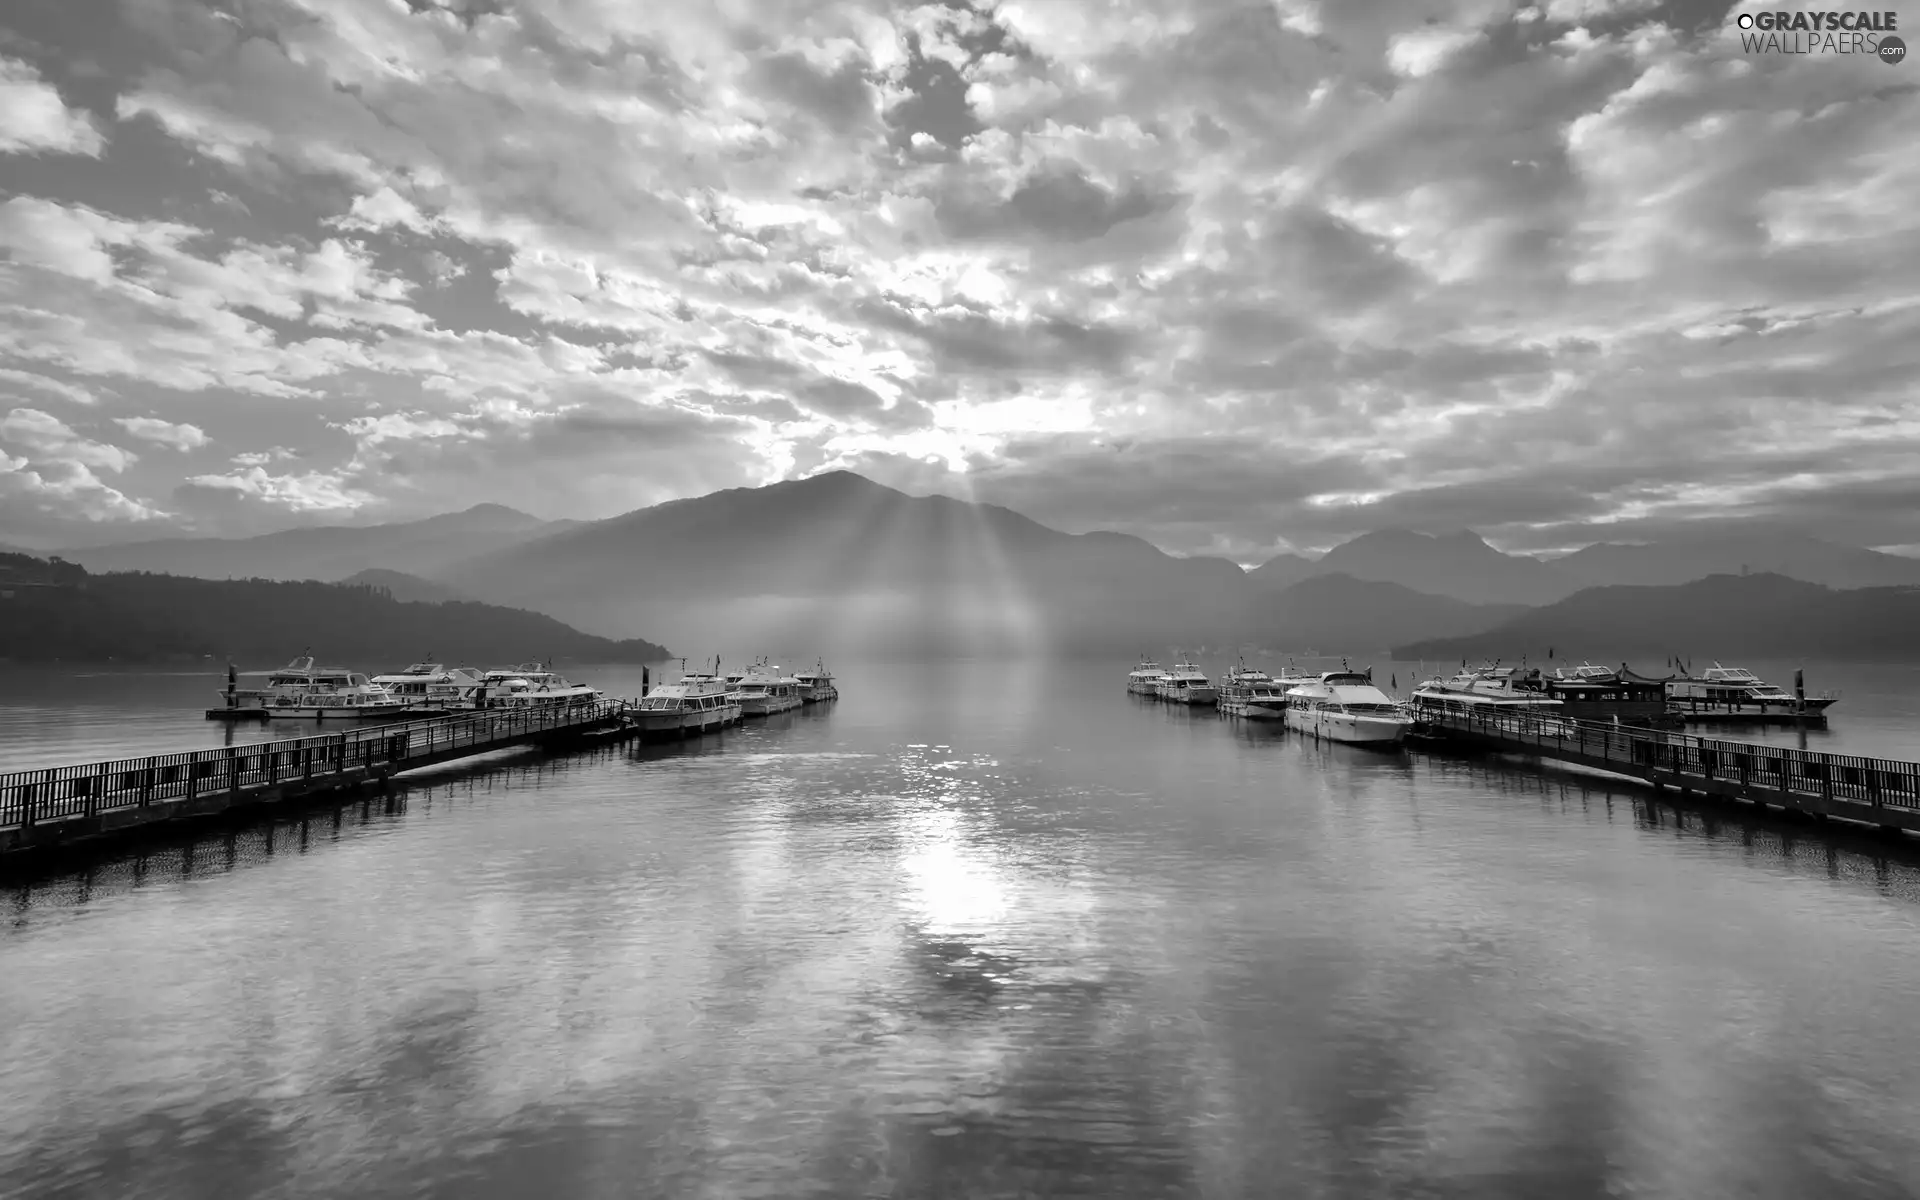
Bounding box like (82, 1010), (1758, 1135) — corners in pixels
(0, 56), (105, 156)
(114, 416), (210, 451)
(0, 0), (1911, 553)
(0, 406), (158, 526)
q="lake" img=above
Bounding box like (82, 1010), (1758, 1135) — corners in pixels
(3, 657), (1920, 1198)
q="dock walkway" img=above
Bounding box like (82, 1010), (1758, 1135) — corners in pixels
(0, 700), (636, 859)
(1413, 702), (1920, 834)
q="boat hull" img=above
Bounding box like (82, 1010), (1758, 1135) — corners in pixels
(1221, 698), (1286, 720)
(632, 704), (741, 740)
(800, 685), (839, 703)
(1127, 680), (1162, 696)
(739, 694), (804, 716)
(1159, 687), (1218, 706)
(1286, 708), (1410, 746)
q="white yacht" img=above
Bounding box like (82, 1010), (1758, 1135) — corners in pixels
(1127, 658), (1168, 696)
(1217, 663), (1291, 720)
(1283, 669), (1413, 745)
(1156, 659), (1218, 706)
(370, 661), (487, 712)
(732, 660), (804, 716)
(1670, 664), (1838, 713)
(633, 659), (741, 738)
(793, 661), (839, 703)
(476, 662), (603, 711)
(217, 655), (413, 720)
(1409, 664), (1565, 716)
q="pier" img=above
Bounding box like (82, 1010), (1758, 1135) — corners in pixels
(1412, 702), (1920, 835)
(0, 700), (638, 861)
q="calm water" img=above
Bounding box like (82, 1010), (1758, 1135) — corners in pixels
(3, 659), (1920, 1198)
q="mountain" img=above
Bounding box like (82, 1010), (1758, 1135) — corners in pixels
(434, 471), (1259, 655)
(0, 555), (668, 665)
(1393, 573), (1920, 663)
(339, 568), (471, 604)
(1552, 530), (1920, 590)
(1246, 551), (1318, 591)
(62, 504), (565, 583)
(1258, 573), (1529, 654)
(1304, 529), (1577, 606)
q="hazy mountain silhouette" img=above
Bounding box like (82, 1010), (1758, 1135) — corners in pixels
(1259, 574), (1529, 654)
(1552, 530), (1920, 590)
(1245, 551), (1319, 590)
(0, 555), (666, 665)
(1304, 529), (1577, 606)
(1394, 573), (1920, 663)
(436, 471), (1259, 655)
(339, 568), (472, 604)
(62, 504), (566, 582)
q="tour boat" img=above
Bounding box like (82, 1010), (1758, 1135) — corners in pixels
(632, 659), (741, 739)
(732, 660), (804, 716)
(474, 662), (602, 711)
(369, 661), (488, 712)
(1283, 668), (1413, 745)
(1408, 664), (1565, 715)
(1217, 662), (1291, 720)
(1156, 659), (1218, 706)
(1127, 658), (1168, 696)
(215, 655), (414, 720)
(1669, 663), (1838, 713)
(793, 660), (839, 703)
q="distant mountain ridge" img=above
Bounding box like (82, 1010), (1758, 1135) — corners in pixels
(1253, 526), (1920, 604)
(62, 504), (567, 583)
(0, 554), (668, 665)
(1394, 573), (1920, 663)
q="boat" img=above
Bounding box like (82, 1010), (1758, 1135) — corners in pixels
(1541, 662), (1677, 727)
(1408, 664), (1565, 716)
(474, 662), (603, 711)
(1156, 658), (1218, 706)
(793, 660), (839, 703)
(369, 661), (488, 712)
(1217, 662), (1292, 720)
(632, 658), (741, 739)
(1669, 663), (1838, 715)
(210, 655), (414, 720)
(1283, 668), (1414, 745)
(732, 660), (804, 716)
(1127, 658), (1168, 696)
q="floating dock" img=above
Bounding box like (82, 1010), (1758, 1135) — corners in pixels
(1412, 704), (1919, 835)
(0, 701), (644, 862)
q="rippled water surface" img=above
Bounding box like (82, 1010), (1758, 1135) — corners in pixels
(4, 658), (1920, 1199)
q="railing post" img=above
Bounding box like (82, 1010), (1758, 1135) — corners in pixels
(335, 733), (348, 774)
(228, 747), (241, 796)
(139, 758), (155, 807)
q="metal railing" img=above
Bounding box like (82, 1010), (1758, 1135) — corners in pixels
(1411, 698), (1920, 813)
(0, 699), (632, 830)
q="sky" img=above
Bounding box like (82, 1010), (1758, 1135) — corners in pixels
(0, 0), (1916, 562)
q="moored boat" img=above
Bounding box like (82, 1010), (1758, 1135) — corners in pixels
(732, 660), (804, 716)
(370, 661), (488, 713)
(1283, 668), (1413, 745)
(1669, 663), (1838, 715)
(1408, 664), (1565, 718)
(1128, 658), (1168, 697)
(1217, 661), (1291, 720)
(475, 662), (603, 711)
(1157, 659), (1218, 706)
(633, 658), (741, 739)
(209, 655), (413, 721)
(793, 660), (839, 703)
